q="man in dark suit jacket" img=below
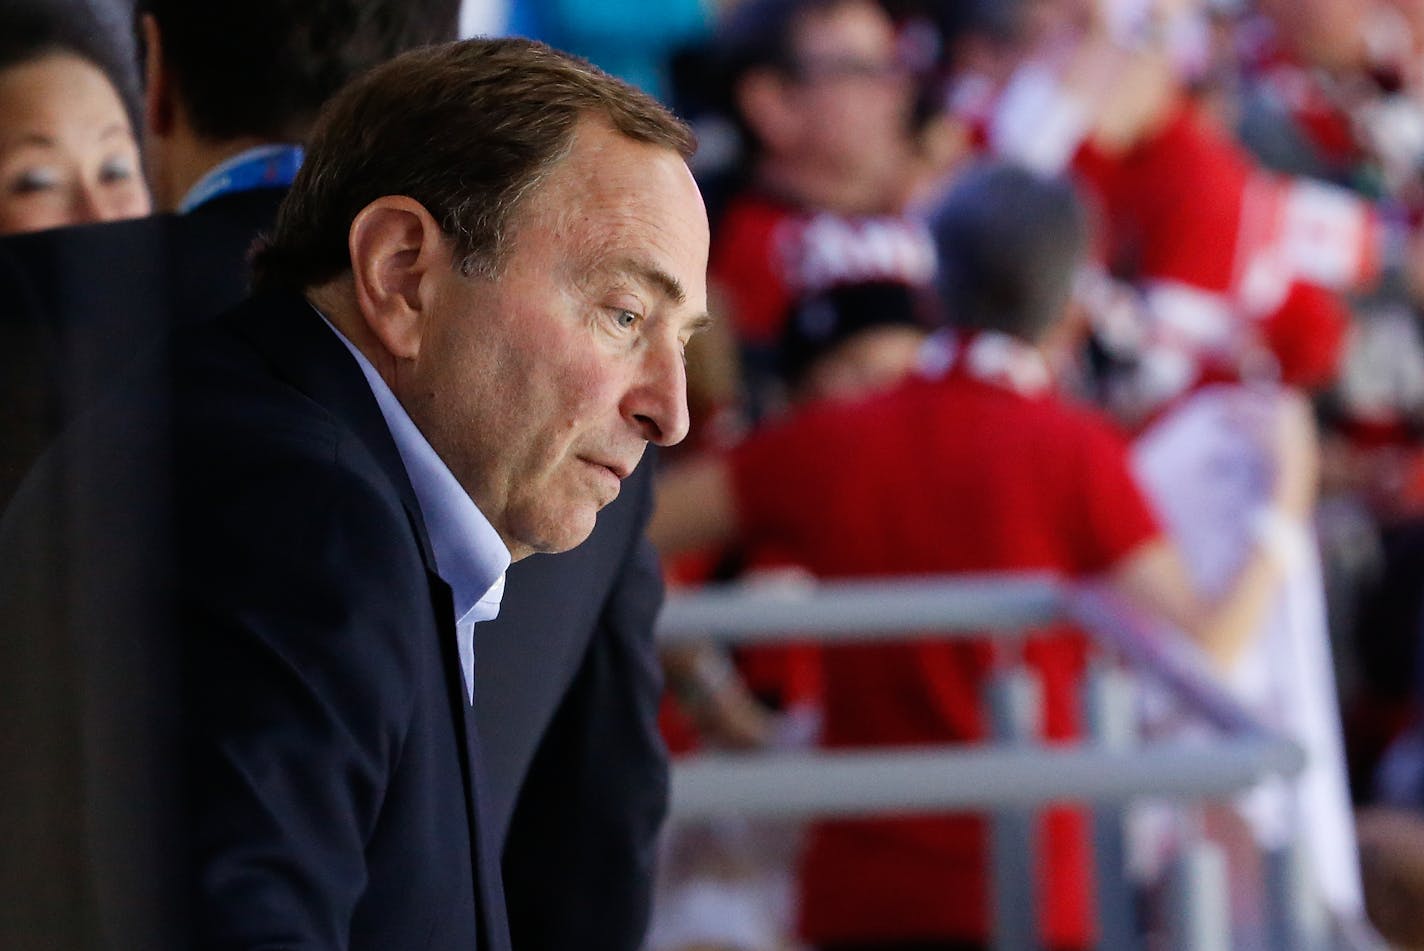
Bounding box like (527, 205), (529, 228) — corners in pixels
(2, 6), (677, 951)
(1, 33), (706, 951)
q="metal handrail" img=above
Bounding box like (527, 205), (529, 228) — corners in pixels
(669, 738), (1305, 819)
(657, 575), (1275, 737)
(658, 575), (1308, 812)
(660, 577), (1307, 818)
(655, 572), (1065, 643)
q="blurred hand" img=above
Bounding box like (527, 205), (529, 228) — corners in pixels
(690, 678), (775, 751)
(1267, 389), (1321, 518)
(662, 643), (774, 750)
(1090, 45), (1178, 154)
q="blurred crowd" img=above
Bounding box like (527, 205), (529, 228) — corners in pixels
(11, 0), (1424, 948)
(632, 0), (1424, 949)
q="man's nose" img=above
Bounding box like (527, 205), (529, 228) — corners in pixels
(625, 339), (690, 447)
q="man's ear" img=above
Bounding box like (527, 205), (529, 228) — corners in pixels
(347, 196), (449, 362)
(140, 14), (173, 138)
(736, 70), (802, 156)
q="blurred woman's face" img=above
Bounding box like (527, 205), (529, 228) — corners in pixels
(0, 52), (149, 235)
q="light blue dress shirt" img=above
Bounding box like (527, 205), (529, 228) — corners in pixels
(318, 309), (510, 704)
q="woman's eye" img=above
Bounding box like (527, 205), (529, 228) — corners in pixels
(10, 167), (59, 194)
(98, 156), (135, 184)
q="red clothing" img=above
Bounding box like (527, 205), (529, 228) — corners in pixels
(1073, 101), (1366, 389)
(726, 355), (1162, 947)
(1075, 103), (1252, 294)
(1075, 101), (1378, 295)
(709, 191), (936, 349)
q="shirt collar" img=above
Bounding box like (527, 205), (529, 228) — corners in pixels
(918, 328), (1052, 396)
(177, 143), (305, 214)
(314, 307), (510, 626)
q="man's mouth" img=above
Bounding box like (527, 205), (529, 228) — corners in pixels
(580, 458), (629, 503)
(583, 456), (633, 480)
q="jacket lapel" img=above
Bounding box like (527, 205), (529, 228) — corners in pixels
(427, 574), (510, 951)
(464, 697), (512, 951)
(222, 292), (436, 565)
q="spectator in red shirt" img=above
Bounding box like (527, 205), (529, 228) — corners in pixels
(664, 276), (939, 751)
(652, 162), (1318, 951)
(650, 276), (939, 951)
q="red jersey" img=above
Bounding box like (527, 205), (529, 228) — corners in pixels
(709, 191), (936, 349)
(1074, 101), (1368, 390)
(726, 335), (1162, 947)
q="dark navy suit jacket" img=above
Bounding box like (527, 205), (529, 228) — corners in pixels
(175, 292), (509, 949)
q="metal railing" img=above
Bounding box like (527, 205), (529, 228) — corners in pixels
(654, 574), (1373, 951)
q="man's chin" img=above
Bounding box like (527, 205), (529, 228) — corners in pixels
(516, 506), (599, 559)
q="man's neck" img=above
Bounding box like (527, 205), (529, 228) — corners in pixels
(149, 130), (277, 213)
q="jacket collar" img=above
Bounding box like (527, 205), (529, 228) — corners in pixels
(216, 290), (439, 572)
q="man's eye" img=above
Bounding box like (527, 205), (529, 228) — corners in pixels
(613, 309), (641, 329)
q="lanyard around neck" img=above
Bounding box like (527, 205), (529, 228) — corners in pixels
(177, 143), (304, 214)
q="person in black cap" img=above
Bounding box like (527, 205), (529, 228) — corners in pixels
(779, 278), (937, 402)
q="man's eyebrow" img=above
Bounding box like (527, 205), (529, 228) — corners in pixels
(604, 256), (713, 330)
(615, 257), (687, 306)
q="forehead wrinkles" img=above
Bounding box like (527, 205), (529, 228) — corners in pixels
(512, 128), (706, 301)
(548, 181), (688, 288)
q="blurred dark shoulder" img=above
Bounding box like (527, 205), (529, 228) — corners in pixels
(0, 186), (287, 510)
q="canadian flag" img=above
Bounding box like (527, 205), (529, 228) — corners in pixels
(1234, 173), (1379, 318)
